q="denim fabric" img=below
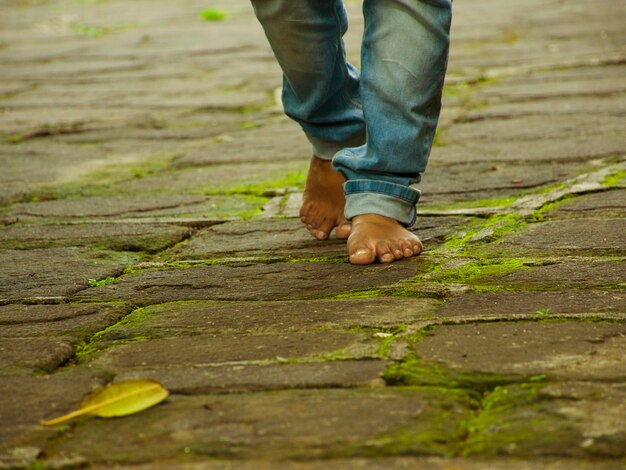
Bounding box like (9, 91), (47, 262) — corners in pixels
(251, 0), (452, 226)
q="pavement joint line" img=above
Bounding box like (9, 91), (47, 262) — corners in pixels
(478, 53), (626, 80)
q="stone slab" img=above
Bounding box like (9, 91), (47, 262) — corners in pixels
(99, 458), (625, 470)
(94, 299), (441, 343)
(0, 337), (74, 375)
(460, 381), (626, 458)
(485, 219), (626, 256)
(113, 160), (307, 196)
(419, 160), (594, 203)
(91, 332), (376, 370)
(430, 134), (626, 164)
(72, 260), (430, 305)
(442, 115), (623, 147)
(7, 195), (209, 219)
(0, 248), (127, 302)
(115, 360), (388, 394)
(465, 95), (626, 121)
(173, 118), (312, 166)
(162, 217), (467, 261)
(436, 290), (626, 320)
(0, 303), (130, 341)
(475, 65), (626, 102)
(0, 223), (192, 253)
(0, 371), (103, 451)
(161, 218), (346, 260)
(473, 261), (625, 291)
(541, 381), (626, 457)
(412, 321), (626, 380)
(547, 190), (626, 219)
(49, 388), (473, 463)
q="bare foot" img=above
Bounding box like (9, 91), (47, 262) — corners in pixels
(347, 214), (423, 265)
(300, 155), (351, 240)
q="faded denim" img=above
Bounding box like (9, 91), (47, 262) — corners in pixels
(251, 0), (452, 226)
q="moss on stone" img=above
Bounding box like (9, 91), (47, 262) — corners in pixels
(462, 383), (582, 457)
(601, 169), (626, 187)
(428, 258), (530, 285)
(383, 355), (521, 394)
(342, 386), (478, 458)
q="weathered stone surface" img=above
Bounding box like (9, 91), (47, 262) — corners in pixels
(94, 299), (441, 342)
(474, 261), (625, 290)
(436, 290), (626, 320)
(50, 388), (473, 463)
(475, 65), (626, 102)
(0, 303), (130, 340)
(72, 260), (429, 305)
(114, 160), (307, 196)
(420, 160), (595, 203)
(162, 218), (347, 260)
(162, 217), (467, 261)
(442, 115), (623, 147)
(0, 248), (126, 302)
(484, 219), (626, 256)
(100, 458), (626, 470)
(541, 382), (626, 457)
(0, 371), (103, 452)
(115, 360), (388, 394)
(0, 223), (192, 252)
(173, 118), (311, 166)
(430, 135), (625, 164)
(1, 0), (625, 466)
(547, 190), (626, 219)
(461, 382), (625, 458)
(0, 338), (74, 374)
(7, 195), (209, 219)
(466, 95), (626, 121)
(91, 331), (376, 370)
(412, 321), (626, 380)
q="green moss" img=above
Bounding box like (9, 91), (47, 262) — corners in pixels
(601, 169), (626, 187)
(87, 276), (115, 287)
(462, 383), (581, 457)
(383, 355), (521, 394)
(538, 182), (567, 194)
(442, 214), (525, 250)
(528, 193), (577, 222)
(199, 8), (228, 21)
(430, 258), (530, 285)
(343, 386), (478, 458)
(203, 171), (306, 197)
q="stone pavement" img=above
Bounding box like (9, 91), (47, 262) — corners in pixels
(0, 0), (625, 467)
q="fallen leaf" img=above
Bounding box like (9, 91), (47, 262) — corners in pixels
(41, 379), (169, 426)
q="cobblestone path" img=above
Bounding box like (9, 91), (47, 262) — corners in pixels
(1, 0), (625, 468)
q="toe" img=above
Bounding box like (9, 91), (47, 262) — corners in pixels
(376, 241), (395, 264)
(389, 240), (404, 260)
(335, 220), (352, 239)
(315, 218), (335, 241)
(400, 240), (413, 257)
(411, 239), (424, 255)
(348, 242), (376, 265)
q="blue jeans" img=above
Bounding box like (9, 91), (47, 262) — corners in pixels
(251, 0), (452, 226)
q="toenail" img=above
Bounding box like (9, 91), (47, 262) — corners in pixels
(354, 249), (370, 256)
(381, 254), (394, 263)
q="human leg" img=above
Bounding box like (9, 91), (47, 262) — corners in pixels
(331, 0), (452, 263)
(250, 0), (366, 240)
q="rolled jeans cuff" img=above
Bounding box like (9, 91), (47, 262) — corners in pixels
(343, 180), (420, 227)
(306, 130), (366, 160)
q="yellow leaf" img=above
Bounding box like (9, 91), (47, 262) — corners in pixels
(41, 379), (169, 426)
